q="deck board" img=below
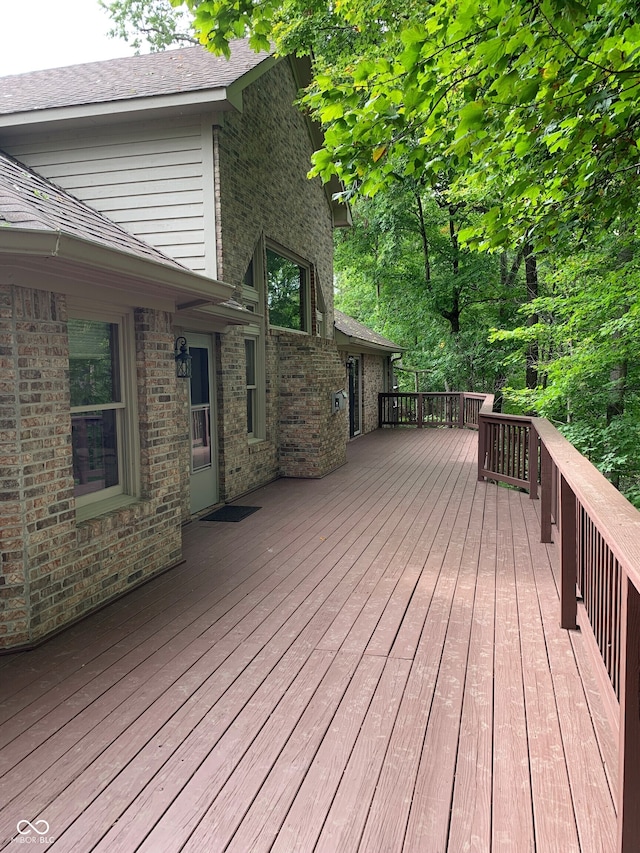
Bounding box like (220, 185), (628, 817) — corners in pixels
(448, 483), (496, 853)
(0, 428), (617, 852)
(509, 491), (581, 852)
(492, 486), (535, 852)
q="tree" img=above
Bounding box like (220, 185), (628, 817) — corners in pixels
(103, 0), (640, 251)
(334, 185), (526, 393)
(100, 0), (197, 51)
(492, 222), (640, 502)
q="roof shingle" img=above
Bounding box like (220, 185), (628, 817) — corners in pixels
(334, 309), (402, 352)
(0, 41), (270, 116)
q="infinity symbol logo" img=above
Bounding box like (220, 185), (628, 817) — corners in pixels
(16, 820), (50, 836)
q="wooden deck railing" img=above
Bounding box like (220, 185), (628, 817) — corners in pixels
(475, 395), (640, 853)
(378, 391), (487, 429)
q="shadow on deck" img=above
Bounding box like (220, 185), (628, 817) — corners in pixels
(0, 428), (616, 852)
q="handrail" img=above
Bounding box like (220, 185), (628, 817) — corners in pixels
(378, 391), (491, 430)
(477, 401), (640, 852)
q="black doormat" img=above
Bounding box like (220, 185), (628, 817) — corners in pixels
(201, 505), (261, 522)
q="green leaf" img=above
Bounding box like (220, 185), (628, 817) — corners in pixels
(457, 101), (486, 132)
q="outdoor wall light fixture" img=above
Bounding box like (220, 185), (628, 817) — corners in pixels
(174, 336), (192, 378)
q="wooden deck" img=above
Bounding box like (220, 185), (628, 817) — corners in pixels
(0, 428), (617, 852)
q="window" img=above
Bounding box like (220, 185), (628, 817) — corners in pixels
(242, 248), (263, 315)
(244, 330), (265, 440)
(69, 314), (134, 507)
(245, 338), (257, 436)
(242, 242), (266, 440)
(267, 248), (310, 332)
(315, 271), (327, 338)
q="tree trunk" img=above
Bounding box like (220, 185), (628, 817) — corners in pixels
(415, 191), (431, 285)
(607, 360), (627, 489)
(493, 248), (527, 405)
(441, 207), (462, 334)
(524, 242), (539, 390)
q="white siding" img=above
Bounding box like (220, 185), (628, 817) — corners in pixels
(5, 117), (216, 276)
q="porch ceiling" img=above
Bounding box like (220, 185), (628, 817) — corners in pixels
(0, 429), (616, 851)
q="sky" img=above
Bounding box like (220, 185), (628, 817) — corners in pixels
(0, 0), (140, 76)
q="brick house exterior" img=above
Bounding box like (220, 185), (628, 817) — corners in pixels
(0, 44), (396, 651)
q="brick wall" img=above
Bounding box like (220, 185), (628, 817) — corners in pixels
(0, 284), (185, 650)
(217, 60), (335, 300)
(0, 286), (73, 646)
(363, 353), (386, 435)
(216, 327), (279, 500)
(277, 331), (347, 477)
(213, 58), (344, 498)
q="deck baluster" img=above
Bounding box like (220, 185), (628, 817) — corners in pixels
(559, 475), (578, 631)
(617, 576), (640, 852)
(540, 443), (553, 542)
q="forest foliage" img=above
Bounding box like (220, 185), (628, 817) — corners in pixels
(103, 0), (640, 502)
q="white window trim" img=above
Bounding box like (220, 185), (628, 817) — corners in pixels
(68, 305), (139, 515)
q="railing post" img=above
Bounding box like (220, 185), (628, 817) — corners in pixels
(417, 393), (424, 428)
(540, 442), (553, 543)
(478, 416), (486, 481)
(529, 422), (539, 500)
(617, 576), (640, 852)
(559, 474), (578, 630)
(378, 393), (383, 428)
(459, 393), (465, 429)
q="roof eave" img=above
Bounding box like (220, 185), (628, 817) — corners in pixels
(0, 88), (234, 131)
(0, 227), (235, 305)
(225, 53), (278, 111)
(289, 55), (352, 229)
(334, 327), (403, 355)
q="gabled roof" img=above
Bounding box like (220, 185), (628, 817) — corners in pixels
(334, 309), (403, 354)
(0, 41), (270, 117)
(0, 149), (237, 310)
(0, 40), (351, 229)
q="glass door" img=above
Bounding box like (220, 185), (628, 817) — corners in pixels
(188, 333), (218, 513)
(348, 356), (362, 438)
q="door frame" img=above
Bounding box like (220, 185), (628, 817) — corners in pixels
(187, 332), (219, 513)
(347, 355), (362, 438)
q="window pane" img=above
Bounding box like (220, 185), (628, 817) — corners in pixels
(191, 408), (212, 470)
(267, 249), (306, 331)
(190, 347), (210, 406)
(247, 389), (254, 434)
(244, 258), (255, 288)
(69, 319), (120, 407)
(245, 339), (256, 386)
(72, 410), (119, 496)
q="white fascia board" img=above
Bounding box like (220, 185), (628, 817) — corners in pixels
(0, 89), (234, 130)
(225, 54), (278, 111)
(0, 228), (235, 305)
(176, 300), (251, 332)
